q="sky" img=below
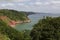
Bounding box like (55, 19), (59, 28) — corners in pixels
(0, 0), (60, 13)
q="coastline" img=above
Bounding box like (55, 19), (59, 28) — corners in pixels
(9, 19), (31, 27)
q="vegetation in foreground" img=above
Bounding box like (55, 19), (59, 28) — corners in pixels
(0, 9), (31, 40)
(0, 19), (31, 40)
(0, 20), (23, 40)
(30, 17), (60, 40)
(0, 9), (60, 40)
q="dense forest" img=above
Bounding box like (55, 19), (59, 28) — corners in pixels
(0, 9), (29, 21)
(30, 17), (60, 40)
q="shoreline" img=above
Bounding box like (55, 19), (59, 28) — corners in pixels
(9, 19), (31, 27)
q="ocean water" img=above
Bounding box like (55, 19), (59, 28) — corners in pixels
(15, 13), (60, 31)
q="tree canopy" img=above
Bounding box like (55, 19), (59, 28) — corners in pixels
(30, 17), (60, 40)
(0, 9), (28, 21)
(0, 20), (24, 40)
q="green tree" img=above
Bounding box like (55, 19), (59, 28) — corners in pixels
(23, 30), (32, 40)
(30, 17), (60, 40)
(0, 20), (23, 40)
(0, 9), (28, 21)
(0, 33), (10, 40)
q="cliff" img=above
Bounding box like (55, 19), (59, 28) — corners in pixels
(0, 9), (31, 27)
(0, 9), (32, 40)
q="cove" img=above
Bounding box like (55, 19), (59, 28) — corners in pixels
(14, 13), (60, 31)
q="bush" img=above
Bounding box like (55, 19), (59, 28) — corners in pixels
(30, 17), (60, 40)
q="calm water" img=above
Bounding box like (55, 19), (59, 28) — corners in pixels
(15, 13), (60, 31)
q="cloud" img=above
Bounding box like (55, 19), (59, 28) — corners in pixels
(51, 1), (60, 4)
(0, 0), (31, 2)
(0, 3), (26, 7)
(0, 2), (30, 10)
(17, 3), (25, 6)
(1, 3), (15, 7)
(35, 2), (42, 5)
(10, 0), (30, 2)
(0, 0), (60, 13)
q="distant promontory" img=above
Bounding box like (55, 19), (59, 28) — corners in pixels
(0, 9), (31, 27)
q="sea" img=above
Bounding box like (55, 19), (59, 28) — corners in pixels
(15, 13), (60, 31)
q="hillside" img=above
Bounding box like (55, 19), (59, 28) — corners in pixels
(0, 9), (32, 40)
(0, 9), (30, 20)
(0, 9), (31, 27)
(0, 19), (31, 40)
(0, 33), (10, 40)
(30, 17), (60, 40)
(0, 20), (24, 40)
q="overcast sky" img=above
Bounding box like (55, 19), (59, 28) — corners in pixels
(0, 0), (60, 13)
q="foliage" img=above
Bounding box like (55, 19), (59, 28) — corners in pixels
(0, 9), (28, 21)
(0, 9), (32, 40)
(0, 33), (10, 40)
(30, 17), (60, 40)
(22, 30), (32, 40)
(0, 20), (24, 40)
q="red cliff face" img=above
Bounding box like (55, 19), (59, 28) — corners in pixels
(0, 16), (16, 27)
(8, 20), (16, 27)
(10, 21), (16, 25)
